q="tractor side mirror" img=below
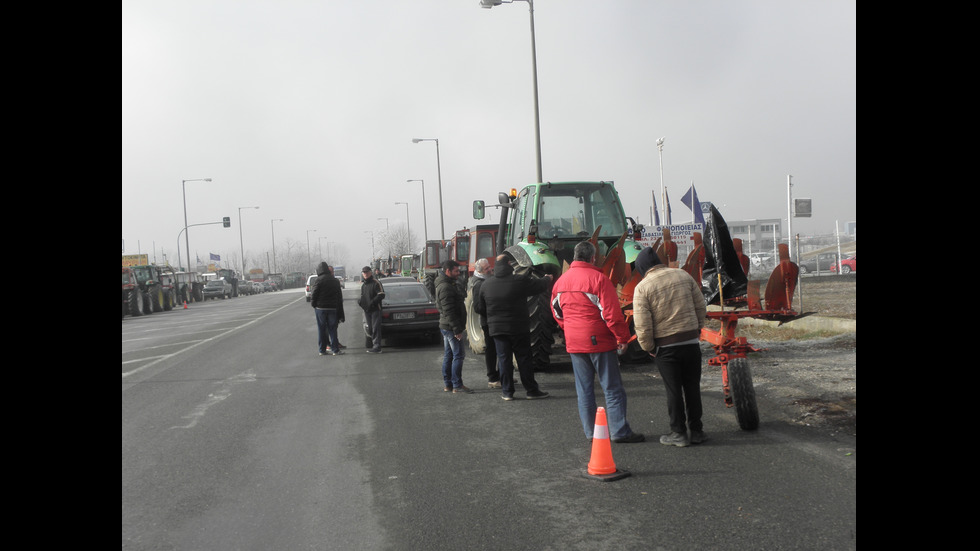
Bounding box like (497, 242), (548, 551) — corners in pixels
(473, 200), (485, 220)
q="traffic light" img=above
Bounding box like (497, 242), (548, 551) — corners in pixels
(223, 216), (231, 227)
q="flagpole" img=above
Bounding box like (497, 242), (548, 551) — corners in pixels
(656, 137), (666, 223)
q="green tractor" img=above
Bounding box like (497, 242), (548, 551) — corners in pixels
(472, 181), (646, 368)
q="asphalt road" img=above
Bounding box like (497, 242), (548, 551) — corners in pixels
(122, 286), (856, 550)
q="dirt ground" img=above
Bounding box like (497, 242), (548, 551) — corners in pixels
(671, 275), (856, 439)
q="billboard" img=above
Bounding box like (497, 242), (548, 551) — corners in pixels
(122, 254), (148, 267)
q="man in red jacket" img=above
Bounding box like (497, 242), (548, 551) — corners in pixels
(550, 241), (644, 443)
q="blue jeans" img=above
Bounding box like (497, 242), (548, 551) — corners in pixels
(570, 350), (633, 439)
(441, 329), (466, 388)
(315, 308), (340, 353)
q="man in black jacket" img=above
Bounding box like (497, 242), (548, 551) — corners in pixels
(478, 254), (553, 401)
(359, 266), (385, 353)
(311, 262), (345, 356)
(436, 260), (471, 393)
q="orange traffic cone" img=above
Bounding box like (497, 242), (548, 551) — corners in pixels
(585, 407), (631, 481)
(183, 300), (188, 309)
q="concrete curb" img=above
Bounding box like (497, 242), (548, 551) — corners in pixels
(735, 314), (855, 333)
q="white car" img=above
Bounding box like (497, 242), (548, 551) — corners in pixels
(305, 274), (317, 302)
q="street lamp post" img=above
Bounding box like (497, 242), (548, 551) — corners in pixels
(411, 138), (445, 239)
(306, 229), (317, 272)
(271, 218), (283, 273)
(480, 0), (543, 184)
(238, 206), (259, 275)
(182, 177), (212, 271)
(407, 179), (428, 245)
(656, 137), (666, 224)
(395, 201), (411, 252)
(377, 217), (390, 259)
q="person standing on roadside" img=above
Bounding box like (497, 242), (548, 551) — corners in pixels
(359, 266), (385, 353)
(471, 258), (501, 389)
(550, 241), (644, 443)
(632, 247), (708, 447)
(311, 262), (345, 356)
(479, 253), (552, 401)
(436, 260), (471, 393)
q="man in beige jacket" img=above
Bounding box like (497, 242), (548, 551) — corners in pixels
(633, 247), (707, 447)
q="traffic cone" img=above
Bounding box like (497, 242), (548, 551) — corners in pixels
(183, 300), (188, 309)
(585, 407), (631, 481)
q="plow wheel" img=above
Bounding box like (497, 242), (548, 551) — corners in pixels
(728, 357), (759, 430)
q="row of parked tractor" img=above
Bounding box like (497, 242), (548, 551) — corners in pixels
(122, 265), (283, 318)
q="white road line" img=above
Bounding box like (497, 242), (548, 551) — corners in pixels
(122, 296), (303, 379)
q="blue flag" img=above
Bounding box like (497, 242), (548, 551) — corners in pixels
(664, 188), (672, 225)
(210, 253), (220, 261)
(681, 183), (705, 226)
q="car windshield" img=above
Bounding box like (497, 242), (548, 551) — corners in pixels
(383, 284), (431, 304)
(206, 280), (224, 287)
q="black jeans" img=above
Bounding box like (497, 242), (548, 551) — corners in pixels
(482, 325), (499, 382)
(493, 332), (540, 397)
(654, 343), (704, 434)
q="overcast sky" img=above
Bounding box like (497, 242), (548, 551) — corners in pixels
(122, 0), (856, 271)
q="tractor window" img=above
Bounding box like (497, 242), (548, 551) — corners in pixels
(476, 232), (495, 261)
(587, 186), (626, 236)
(455, 237), (470, 262)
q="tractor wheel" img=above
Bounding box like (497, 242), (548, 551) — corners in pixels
(163, 289), (174, 311)
(149, 285), (163, 312)
(527, 290), (556, 371)
(423, 273), (437, 298)
(728, 357), (760, 431)
(128, 288), (145, 317)
(464, 290), (485, 355)
(141, 287), (154, 314)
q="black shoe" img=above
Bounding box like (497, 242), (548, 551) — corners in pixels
(526, 389), (549, 399)
(332, 350), (345, 356)
(689, 430), (708, 444)
(366, 348), (382, 354)
(501, 395), (514, 401)
(453, 386), (474, 394)
(612, 432), (646, 444)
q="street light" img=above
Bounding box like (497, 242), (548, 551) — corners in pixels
(271, 218), (284, 273)
(238, 206), (259, 276)
(318, 235), (330, 260)
(306, 229), (317, 271)
(182, 177), (212, 271)
(480, 0), (543, 184)
(407, 179), (428, 245)
(656, 137), (666, 224)
(411, 138), (445, 239)
(395, 201), (411, 252)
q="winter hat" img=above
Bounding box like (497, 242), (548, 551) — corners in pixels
(634, 247), (662, 276)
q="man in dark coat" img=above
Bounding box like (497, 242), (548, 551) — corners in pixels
(359, 266), (385, 353)
(436, 260), (471, 393)
(478, 254), (553, 401)
(310, 262), (345, 356)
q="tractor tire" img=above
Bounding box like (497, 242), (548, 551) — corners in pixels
(141, 287), (154, 314)
(423, 273), (437, 298)
(527, 290), (556, 371)
(128, 288), (145, 317)
(193, 286), (204, 302)
(163, 289), (174, 311)
(150, 285), (164, 312)
(464, 289), (485, 355)
(728, 357), (760, 431)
